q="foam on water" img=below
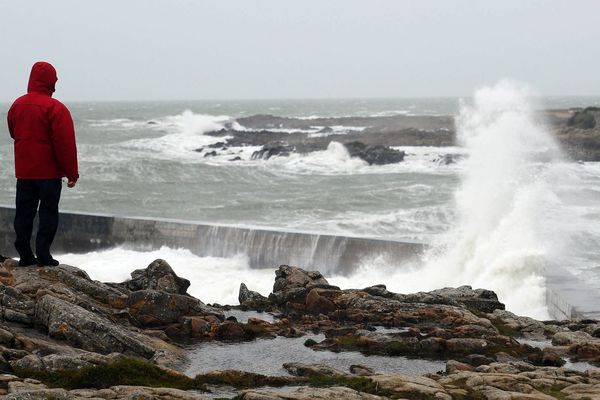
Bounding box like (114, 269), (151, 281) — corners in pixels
(58, 246), (273, 305)
(119, 110), (232, 161)
(234, 143), (463, 176)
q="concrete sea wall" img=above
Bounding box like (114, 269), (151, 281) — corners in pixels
(0, 206), (423, 276)
(1, 206), (598, 320)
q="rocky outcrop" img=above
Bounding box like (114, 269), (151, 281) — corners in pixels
(2, 376), (213, 399)
(1, 257), (599, 399)
(239, 283), (270, 309)
(556, 127), (600, 161)
(123, 259), (190, 295)
(567, 107), (599, 129)
(240, 387), (388, 400)
(251, 144), (294, 160)
(343, 141), (405, 165)
(197, 108), (600, 162)
(35, 294), (156, 358)
(268, 265), (340, 306)
(10, 351), (124, 374)
(127, 289), (223, 328)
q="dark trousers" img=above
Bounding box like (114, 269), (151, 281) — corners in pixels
(14, 179), (62, 262)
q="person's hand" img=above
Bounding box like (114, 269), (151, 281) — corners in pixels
(67, 180), (76, 188)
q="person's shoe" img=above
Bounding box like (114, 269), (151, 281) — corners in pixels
(37, 258), (59, 267)
(18, 257), (38, 267)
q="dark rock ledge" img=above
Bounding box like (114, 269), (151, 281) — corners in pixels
(0, 256), (598, 399)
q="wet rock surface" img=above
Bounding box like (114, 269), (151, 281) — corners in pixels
(0, 258), (598, 399)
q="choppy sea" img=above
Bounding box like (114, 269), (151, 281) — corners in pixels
(1, 90), (599, 319)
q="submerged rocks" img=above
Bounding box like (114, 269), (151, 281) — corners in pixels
(343, 141), (405, 165)
(251, 144), (293, 160)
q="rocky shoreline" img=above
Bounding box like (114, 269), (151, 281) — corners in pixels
(0, 256), (598, 399)
(195, 107), (600, 163)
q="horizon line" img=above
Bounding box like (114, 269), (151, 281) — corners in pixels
(2, 94), (600, 104)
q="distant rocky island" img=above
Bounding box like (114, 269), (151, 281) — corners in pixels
(194, 107), (600, 164)
(0, 256), (598, 399)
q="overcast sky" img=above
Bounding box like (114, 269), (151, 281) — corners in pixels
(1, 0), (599, 101)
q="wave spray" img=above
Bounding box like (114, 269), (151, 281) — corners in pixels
(421, 81), (569, 318)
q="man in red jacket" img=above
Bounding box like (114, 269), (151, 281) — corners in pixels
(7, 61), (79, 267)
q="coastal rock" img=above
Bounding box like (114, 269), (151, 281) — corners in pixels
(434, 153), (464, 165)
(35, 294), (155, 358)
(446, 360), (474, 374)
(239, 283), (270, 309)
(217, 320), (247, 341)
(343, 141), (405, 165)
(240, 387), (388, 400)
(427, 286), (505, 313)
(10, 351), (124, 374)
(567, 107), (598, 129)
(43, 265), (129, 309)
(556, 126), (600, 161)
(125, 259), (190, 295)
(0, 285), (36, 325)
(268, 265), (340, 306)
(305, 288), (338, 315)
(283, 362), (347, 377)
(370, 373), (451, 399)
(127, 289), (223, 327)
(251, 144), (293, 160)
(4, 381), (213, 399)
(552, 330), (595, 346)
(490, 309), (560, 339)
(349, 364), (375, 376)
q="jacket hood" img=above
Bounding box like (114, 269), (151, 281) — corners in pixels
(27, 62), (57, 95)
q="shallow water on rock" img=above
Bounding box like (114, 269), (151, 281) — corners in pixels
(518, 338), (599, 372)
(222, 309), (278, 323)
(185, 333), (445, 377)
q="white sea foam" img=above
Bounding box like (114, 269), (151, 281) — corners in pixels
(246, 143), (463, 176)
(269, 141), (368, 174)
(119, 110), (231, 161)
(57, 246), (274, 305)
(88, 118), (148, 130)
(307, 125), (367, 138)
(357, 81), (567, 318)
(327, 82), (588, 319)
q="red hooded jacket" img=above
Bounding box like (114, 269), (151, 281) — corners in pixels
(7, 62), (79, 182)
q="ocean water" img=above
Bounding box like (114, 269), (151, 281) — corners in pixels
(1, 91), (599, 319)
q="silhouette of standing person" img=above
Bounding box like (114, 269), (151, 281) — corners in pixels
(7, 62), (78, 266)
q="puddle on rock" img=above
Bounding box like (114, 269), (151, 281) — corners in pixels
(518, 339), (598, 372)
(185, 333), (444, 377)
(223, 309), (278, 323)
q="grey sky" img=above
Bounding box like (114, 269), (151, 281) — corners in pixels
(1, 0), (599, 101)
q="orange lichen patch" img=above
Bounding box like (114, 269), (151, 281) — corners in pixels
(128, 299), (149, 314)
(168, 296), (179, 309)
(57, 322), (70, 334)
(107, 295), (127, 309)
